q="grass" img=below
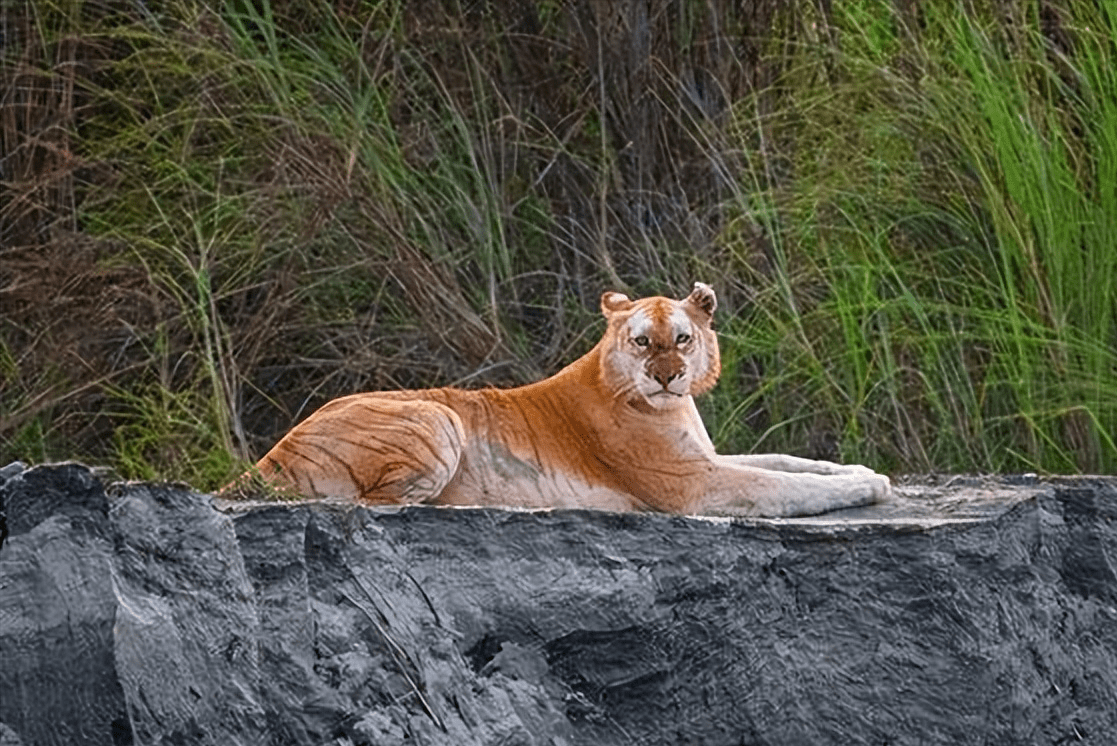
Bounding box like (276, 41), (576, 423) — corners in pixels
(2, 0), (1115, 487)
(701, 0), (1117, 473)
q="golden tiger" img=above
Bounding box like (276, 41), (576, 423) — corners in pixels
(236, 283), (890, 516)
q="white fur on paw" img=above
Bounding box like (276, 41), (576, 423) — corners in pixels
(869, 473), (892, 502)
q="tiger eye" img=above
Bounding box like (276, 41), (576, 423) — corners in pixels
(634, 335), (649, 347)
(676, 333), (691, 345)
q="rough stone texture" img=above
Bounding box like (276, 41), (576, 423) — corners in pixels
(2, 462), (1117, 745)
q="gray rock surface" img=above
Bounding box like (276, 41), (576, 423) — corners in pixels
(2, 462), (1116, 745)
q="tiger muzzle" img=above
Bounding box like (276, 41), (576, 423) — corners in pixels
(647, 354), (686, 391)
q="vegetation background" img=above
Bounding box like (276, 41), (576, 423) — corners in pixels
(3, 0), (1115, 489)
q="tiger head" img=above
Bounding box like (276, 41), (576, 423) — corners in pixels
(598, 282), (721, 410)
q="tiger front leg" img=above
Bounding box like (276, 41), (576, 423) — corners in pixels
(693, 459), (891, 517)
(718, 453), (878, 476)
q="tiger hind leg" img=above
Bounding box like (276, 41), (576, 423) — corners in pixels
(253, 396), (466, 503)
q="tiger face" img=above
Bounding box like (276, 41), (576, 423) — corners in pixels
(599, 282), (721, 410)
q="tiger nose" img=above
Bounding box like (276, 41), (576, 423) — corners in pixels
(653, 370), (683, 387)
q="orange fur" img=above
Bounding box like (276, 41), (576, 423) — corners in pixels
(233, 283), (890, 516)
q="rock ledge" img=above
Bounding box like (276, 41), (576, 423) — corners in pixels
(2, 463), (1116, 745)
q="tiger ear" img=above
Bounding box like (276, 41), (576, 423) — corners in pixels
(686, 282), (717, 318)
(600, 291), (633, 316)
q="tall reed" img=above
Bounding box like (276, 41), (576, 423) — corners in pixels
(704, 0), (1117, 473)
